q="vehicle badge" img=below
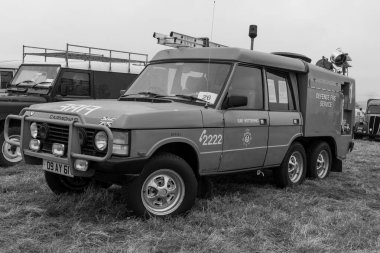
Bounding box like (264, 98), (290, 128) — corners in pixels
(242, 128), (253, 147)
(99, 117), (116, 127)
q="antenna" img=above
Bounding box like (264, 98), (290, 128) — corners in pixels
(210, 1), (216, 41)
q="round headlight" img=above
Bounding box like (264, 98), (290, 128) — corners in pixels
(94, 131), (108, 151)
(30, 122), (38, 138)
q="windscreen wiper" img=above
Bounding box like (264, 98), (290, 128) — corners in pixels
(14, 80), (36, 87)
(174, 94), (209, 104)
(30, 81), (52, 89)
(121, 92), (165, 98)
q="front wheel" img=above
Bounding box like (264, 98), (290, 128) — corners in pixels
(0, 127), (22, 167)
(44, 171), (93, 194)
(308, 142), (332, 179)
(274, 142), (306, 188)
(125, 153), (197, 218)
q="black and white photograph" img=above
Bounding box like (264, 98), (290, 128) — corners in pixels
(0, 0), (379, 252)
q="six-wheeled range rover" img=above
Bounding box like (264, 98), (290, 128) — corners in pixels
(5, 33), (355, 217)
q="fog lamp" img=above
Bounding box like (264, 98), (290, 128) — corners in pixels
(30, 122), (38, 138)
(52, 143), (65, 157)
(29, 139), (40, 151)
(74, 159), (88, 171)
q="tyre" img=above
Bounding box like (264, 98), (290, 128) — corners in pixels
(197, 176), (213, 199)
(308, 142), (332, 179)
(45, 171), (93, 194)
(126, 153), (197, 218)
(0, 127), (22, 167)
(274, 142), (306, 188)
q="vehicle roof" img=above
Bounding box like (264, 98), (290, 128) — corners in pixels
(18, 61), (143, 74)
(151, 47), (308, 73)
(368, 99), (380, 106)
(0, 61), (21, 69)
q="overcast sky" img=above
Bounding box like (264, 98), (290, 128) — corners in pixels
(1, 0), (379, 104)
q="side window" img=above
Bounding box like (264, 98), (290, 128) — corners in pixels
(59, 71), (90, 97)
(0, 71), (13, 89)
(266, 70), (295, 111)
(227, 65), (263, 110)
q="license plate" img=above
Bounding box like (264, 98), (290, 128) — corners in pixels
(43, 160), (73, 177)
(357, 127), (363, 130)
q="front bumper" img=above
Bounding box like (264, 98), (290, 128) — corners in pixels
(4, 108), (117, 177)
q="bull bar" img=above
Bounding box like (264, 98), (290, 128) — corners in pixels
(4, 108), (114, 176)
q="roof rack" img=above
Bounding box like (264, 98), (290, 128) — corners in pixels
(22, 43), (148, 72)
(153, 31), (227, 48)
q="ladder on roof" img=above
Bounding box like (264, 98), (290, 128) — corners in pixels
(22, 43), (148, 72)
(153, 31), (227, 48)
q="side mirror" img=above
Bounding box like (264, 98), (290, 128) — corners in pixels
(224, 95), (248, 109)
(120, 89), (126, 96)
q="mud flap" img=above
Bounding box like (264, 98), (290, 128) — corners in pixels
(331, 157), (342, 172)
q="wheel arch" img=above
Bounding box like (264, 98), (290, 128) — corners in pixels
(296, 136), (336, 158)
(149, 141), (200, 177)
(296, 136), (338, 172)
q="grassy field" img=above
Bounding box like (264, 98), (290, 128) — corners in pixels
(1, 140), (380, 253)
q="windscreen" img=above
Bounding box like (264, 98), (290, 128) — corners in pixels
(11, 65), (60, 88)
(125, 62), (231, 105)
(367, 105), (380, 114)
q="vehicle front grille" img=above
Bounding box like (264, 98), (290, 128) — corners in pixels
(369, 116), (380, 135)
(36, 123), (106, 157)
(37, 123), (69, 155)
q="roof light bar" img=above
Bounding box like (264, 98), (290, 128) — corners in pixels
(153, 31), (227, 49)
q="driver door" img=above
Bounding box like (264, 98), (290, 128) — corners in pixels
(220, 65), (269, 171)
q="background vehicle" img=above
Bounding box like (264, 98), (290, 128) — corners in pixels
(0, 62), (19, 95)
(5, 30), (355, 218)
(365, 99), (380, 139)
(0, 44), (147, 167)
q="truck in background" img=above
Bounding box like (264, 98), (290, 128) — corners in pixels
(0, 44), (147, 167)
(5, 30), (355, 217)
(366, 99), (380, 139)
(0, 62), (19, 94)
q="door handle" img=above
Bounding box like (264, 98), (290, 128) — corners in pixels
(293, 119), (300, 125)
(260, 119), (267, 125)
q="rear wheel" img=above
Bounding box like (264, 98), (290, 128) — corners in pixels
(0, 127), (22, 167)
(126, 153), (197, 218)
(308, 142), (332, 179)
(274, 142), (306, 188)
